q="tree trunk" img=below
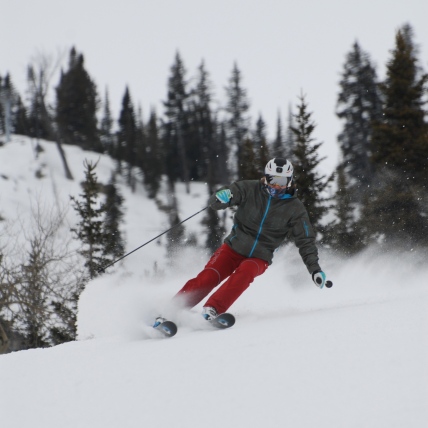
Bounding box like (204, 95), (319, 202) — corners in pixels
(0, 322), (9, 354)
(39, 100), (74, 181)
(56, 140), (74, 180)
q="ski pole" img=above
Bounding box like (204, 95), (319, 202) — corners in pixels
(98, 206), (208, 273)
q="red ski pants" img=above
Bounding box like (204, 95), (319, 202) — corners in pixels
(174, 244), (268, 314)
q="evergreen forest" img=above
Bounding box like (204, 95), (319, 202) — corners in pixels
(1, 23), (428, 352)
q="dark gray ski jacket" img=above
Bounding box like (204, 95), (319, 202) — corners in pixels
(209, 179), (321, 274)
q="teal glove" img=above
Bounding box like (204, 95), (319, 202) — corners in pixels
(312, 270), (333, 289)
(216, 189), (233, 204)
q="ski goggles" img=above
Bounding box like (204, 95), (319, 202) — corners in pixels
(265, 174), (292, 188)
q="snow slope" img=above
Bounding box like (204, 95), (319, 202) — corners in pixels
(0, 137), (427, 427)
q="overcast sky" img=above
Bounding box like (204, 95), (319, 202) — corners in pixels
(2, 0), (428, 171)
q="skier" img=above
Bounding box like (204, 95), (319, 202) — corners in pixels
(155, 157), (330, 327)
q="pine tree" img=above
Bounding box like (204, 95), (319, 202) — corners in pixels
(291, 94), (333, 235)
(359, 169), (428, 248)
(100, 89), (115, 155)
(50, 298), (79, 345)
(26, 66), (52, 142)
(166, 210), (186, 259)
(363, 24), (428, 247)
(336, 41), (382, 201)
(371, 25), (428, 182)
(135, 105), (146, 188)
(325, 165), (363, 255)
(19, 241), (51, 349)
(212, 120), (230, 184)
(103, 173), (126, 260)
(202, 207), (226, 253)
(239, 137), (259, 180)
(0, 76), (3, 134)
(272, 111), (285, 158)
(0, 74), (14, 141)
(0, 74), (30, 138)
(259, 143), (270, 172)
(162, 52), (191, 191)
(188, 61), (216, 183)
(284, 104), (296, 162)
(161, 53), (192, 255)
(56, 47), (101, 152)
(272, 106), (295, 161)
(225, 63), (250, 177)
(254, 115), (270, 170)
(70, 160), (110, 279)
(12, 96), (29, 136)
(117, 86), (137, 189)
(143, 110), (163, 198)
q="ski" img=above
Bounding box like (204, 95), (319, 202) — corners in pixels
(152, 312), (235, 338)
(209, 312), (235, 329)
(153, 320), (178, 338)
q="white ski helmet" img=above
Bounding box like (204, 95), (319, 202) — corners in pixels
(265, 158), (294, 188)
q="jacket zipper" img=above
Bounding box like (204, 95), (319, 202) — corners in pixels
(248, 195), (272, 257)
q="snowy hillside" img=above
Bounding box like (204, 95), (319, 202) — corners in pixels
(0, 136), (427, 427)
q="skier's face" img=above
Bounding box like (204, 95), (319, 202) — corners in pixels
(264, 182), (289, 198)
